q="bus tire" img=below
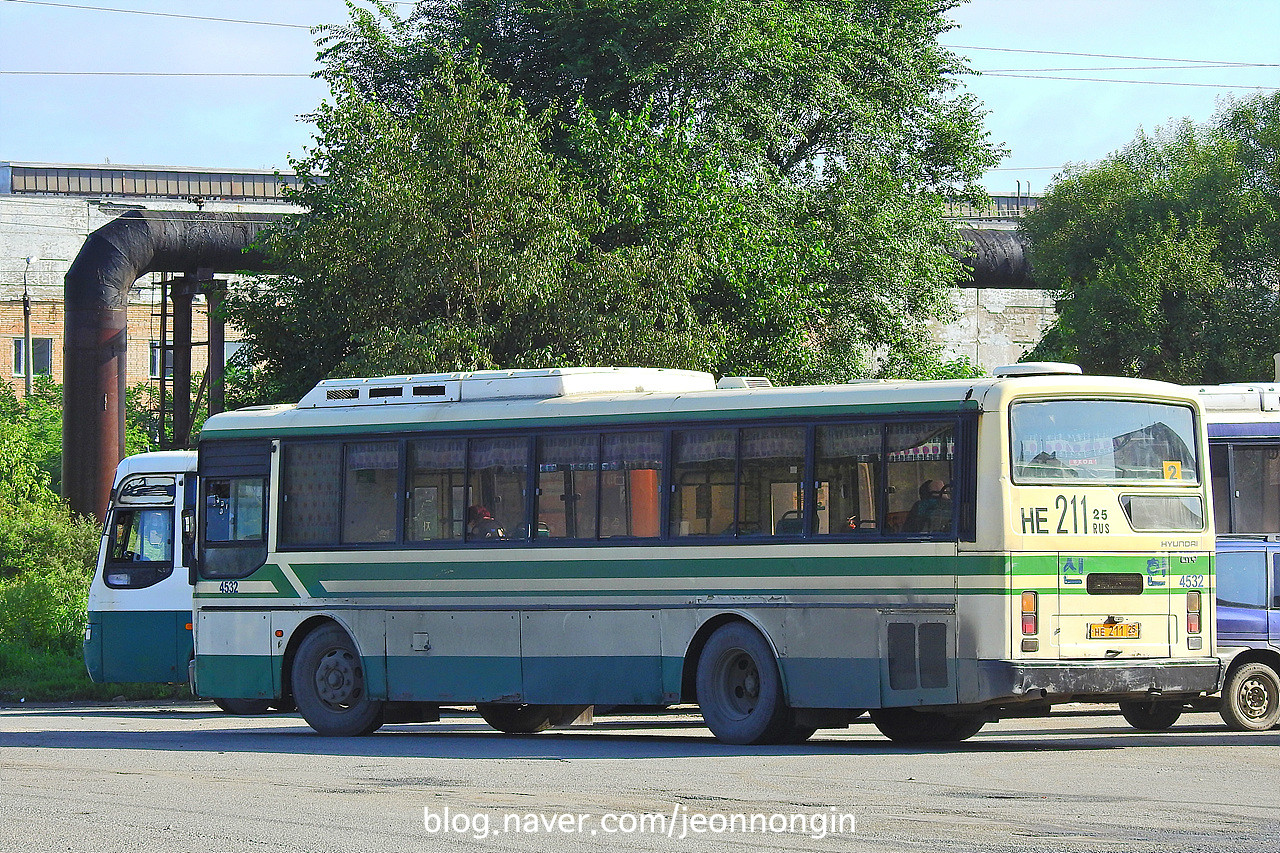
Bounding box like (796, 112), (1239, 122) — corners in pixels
(291, 624), (384, 736)
(1118, 699), (1183, 731)
(870, 708), (985, 743)
(213, 698), (273, 715)
(1220, 662), (1280, 731)
(478, 704), (555, 734)
(695, 622), (791, 745)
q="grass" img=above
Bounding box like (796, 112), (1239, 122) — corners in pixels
(0, 641), (188, 703)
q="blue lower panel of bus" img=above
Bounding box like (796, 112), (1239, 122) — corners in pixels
(195, 654), (276, 700)
(384, 655), (669, 705)
(522, 655), (667, 705)
(780, 658), (883, 709)
(84, 609), (191, 684)
(386, 655), (523, 703)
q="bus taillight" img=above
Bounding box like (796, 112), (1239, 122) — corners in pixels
(1020, 591), (1038, 652)
(1021, 591), (1038, 634)
(1187, 591), (1202, 635)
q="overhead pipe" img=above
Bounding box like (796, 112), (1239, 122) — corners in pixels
(62, 210), (280, 520)
(61, 211), (1029, 520)
(954, 227), (1035, 290)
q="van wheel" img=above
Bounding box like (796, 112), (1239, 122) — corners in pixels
(291, 623), (384, 736)
(213, 698), (273, 715)
(1220, 662), (1280, 731)
(695, 622), (790, 745)
(871, 708), (985, 743)
(1118, 700), (1183, 731)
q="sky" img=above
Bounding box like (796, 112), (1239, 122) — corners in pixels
(2, 0), (1280, 193)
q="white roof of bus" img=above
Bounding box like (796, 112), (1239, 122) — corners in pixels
(112, 450), (197, 486)
(1190, 382), (1280, 424)
(199, 367), (1202, 438)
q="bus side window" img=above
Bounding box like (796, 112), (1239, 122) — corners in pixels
(813, 423), (881, 536)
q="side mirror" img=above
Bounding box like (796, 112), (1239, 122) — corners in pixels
(182, 509), (196, 546)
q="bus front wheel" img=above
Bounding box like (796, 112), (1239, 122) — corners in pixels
(1220, 662), (1280, 731)
(291, 624), (384, 736)
(695, 622), (791, 745)
(1118, 699), (1183, 731)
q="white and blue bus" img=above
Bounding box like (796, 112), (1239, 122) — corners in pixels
(190, 365), (1219, 743)
(83, 451), (280, 714)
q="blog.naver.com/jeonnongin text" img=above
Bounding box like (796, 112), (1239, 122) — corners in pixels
(423, 804), (856, 842)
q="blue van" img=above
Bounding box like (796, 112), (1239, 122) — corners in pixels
(1215, 537), (1280, 730)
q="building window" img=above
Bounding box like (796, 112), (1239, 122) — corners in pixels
(149, 342), (174, 379)
(12, 338), (53, 377)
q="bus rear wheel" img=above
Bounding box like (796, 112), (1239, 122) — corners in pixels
(1118, 699), (1183, 731)
(870, 708), (985, 743)
(1220, 662), (1280, 731)
(291, 624), (384, 736)
(695, 622), (791, 745)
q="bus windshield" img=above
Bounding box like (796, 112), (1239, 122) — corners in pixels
(1011, 400), (1198, 484)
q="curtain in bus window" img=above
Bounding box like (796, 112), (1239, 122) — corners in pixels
(1231, 445), (1280, 534)
(280, 442), (341, 546)
(670, 429), (736, 537)
(886, 422), (955, 535)
(342, 441), (399, 544)
(814, 423), (881, 535)
(738, 426), (805, 536)
(468, 437), (529, 540)
(537, 434), (599, 539)
(405, 438), (466, 541)
(600, 432), (663, 538)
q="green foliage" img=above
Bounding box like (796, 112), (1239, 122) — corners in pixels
(0, 378), (152, 686)
(1024, 95), (1280, 383)
(226, 1), (1002, 403)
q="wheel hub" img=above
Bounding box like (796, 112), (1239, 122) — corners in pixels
(314, 648), (362, 707)
(1241, 677), (1272, 719)
(721, 651), (760, 718)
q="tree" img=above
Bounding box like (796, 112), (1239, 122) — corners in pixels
(1024, 96), (1280, 383)
(226, 1), (1001, 403)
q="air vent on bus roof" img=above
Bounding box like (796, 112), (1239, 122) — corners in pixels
(296, 367), (716, 408)
(715, 376), (774, 390)
(992, 362), (1083, 378)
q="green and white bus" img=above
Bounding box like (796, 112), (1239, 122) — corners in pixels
(83, 450), (285, 715)
(191, 365), (1220, 743)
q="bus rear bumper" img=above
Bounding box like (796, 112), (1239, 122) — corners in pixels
(975, 658), (1223, 705)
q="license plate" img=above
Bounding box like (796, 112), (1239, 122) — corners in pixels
(1088, 622), (1140, 639)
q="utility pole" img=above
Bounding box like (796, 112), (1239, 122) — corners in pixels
(23, 257), (35, 397)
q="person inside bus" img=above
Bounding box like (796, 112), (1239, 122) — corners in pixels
(467, 505), (505, 539)
(904, 479), (951, 533)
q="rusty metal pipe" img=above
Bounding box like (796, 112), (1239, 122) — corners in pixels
(62, 210), (279, 520)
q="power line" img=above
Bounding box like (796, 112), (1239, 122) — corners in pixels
(0, 71), (312, 77)
(975, 72), (1279, 91)
(1, 0), (319, 29)
(945, 43), (1277, 66)
(982, 65), (1277, 73)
